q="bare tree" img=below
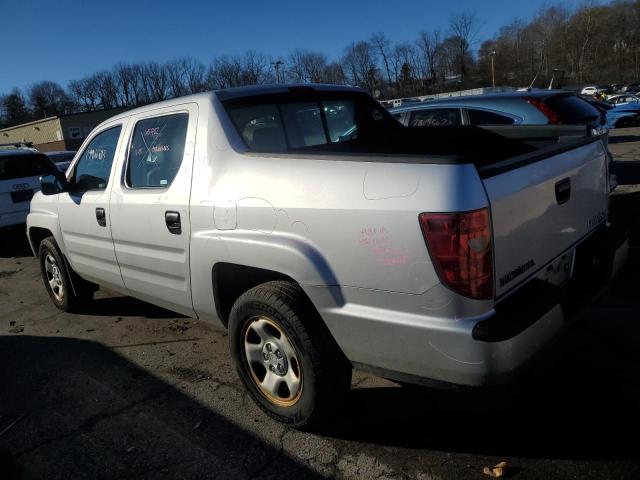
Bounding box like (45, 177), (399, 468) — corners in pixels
(0, 89), (32, 127)
(287, 49), (328, 83)
(342, 41), (379, 92)
(370, 32), (394, 91)
(448, 12), (478, 79)
(241, 51), (272, 85)
(28, 81), (73, 118)
(416, 29), (442, 90)
(68, 77), (100, 111)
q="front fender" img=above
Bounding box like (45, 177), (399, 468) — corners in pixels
(26, 195), (64, 256)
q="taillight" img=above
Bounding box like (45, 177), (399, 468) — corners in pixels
(419, 208), (494, 300)
(525, 97), (561, 124)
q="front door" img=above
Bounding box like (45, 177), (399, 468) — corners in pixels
(57, 123), (126, 291)
(109, 104), (197, 316)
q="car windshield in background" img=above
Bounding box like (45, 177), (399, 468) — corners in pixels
(225, 94), (386, 152)
(0, 153), (56, 180)
(545, 95), (601, 124)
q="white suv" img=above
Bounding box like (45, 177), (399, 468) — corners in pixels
(0, 149), (57, 229)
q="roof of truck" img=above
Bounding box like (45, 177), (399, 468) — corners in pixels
(215, 83), (364, 101)
(101, 84), (365, 128)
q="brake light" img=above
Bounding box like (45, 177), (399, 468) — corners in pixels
(525, 97), (561, 124)
(419, 208), (494, 300)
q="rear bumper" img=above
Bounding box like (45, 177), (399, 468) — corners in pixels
(323, 224), (628, 388)
(0, 209), (29, 229)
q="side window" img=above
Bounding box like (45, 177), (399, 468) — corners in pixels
(127, 113), (189, 188)
(409, 108), (462, 127)
(72, 126), (122, 191)
(467, 109), (516, 125)
(324, 101), (356, 142)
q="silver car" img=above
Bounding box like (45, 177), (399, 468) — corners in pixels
(390, 90), (604, 129)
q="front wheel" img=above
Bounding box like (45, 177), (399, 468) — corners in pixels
(229, 281), (351, 429)
(39, 237), (93, 312)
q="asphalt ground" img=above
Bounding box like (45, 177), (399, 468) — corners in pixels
(1, 129), (640, 480)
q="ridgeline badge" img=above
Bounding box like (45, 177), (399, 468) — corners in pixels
(499, 259), (535, 287)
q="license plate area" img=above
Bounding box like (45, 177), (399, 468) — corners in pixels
(10, 189), (34, 203)
(540, 250), (575, 287)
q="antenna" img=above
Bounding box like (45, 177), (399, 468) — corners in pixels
(528, 73), (538, 90)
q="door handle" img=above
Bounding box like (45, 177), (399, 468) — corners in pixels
(95, 207), (106, 227)
(165, 211), (181, 235)
(555, 178), (571, 205)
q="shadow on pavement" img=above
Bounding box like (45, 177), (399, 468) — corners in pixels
(0, 335), (323, 480)
(608, 134), (640, 144)
(610, 190), (640, 249)
(612, 160), (640, 185)
(327, 258), (640, 461)
(0, 227), (32, 259)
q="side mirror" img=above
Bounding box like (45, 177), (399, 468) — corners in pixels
(40, 172), (69, 196)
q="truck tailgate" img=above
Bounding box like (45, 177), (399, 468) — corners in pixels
(481, 138), (609, 298)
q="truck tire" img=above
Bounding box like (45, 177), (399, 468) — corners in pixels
(38, 236), (94, 312)
(229, 281), (351, 429)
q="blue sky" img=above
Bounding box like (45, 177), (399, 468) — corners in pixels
(1, 0), (588, 93)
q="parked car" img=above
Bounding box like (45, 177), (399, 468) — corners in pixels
(581, 85), (600, 95)
(45, 150), (76, 172)
(606, 94), (640, 106)
(27, 84), (627, 428)
(389, 90), (605, 131)
(610, 83), (626, 93)
(624, 82), (640, 93)
(1, 149), (57, 229)
(605, 102), (640, 128)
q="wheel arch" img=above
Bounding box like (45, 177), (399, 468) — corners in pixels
(27, 226), (54, 256)
(211, 262), (294, 327)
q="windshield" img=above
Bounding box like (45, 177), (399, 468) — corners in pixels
(0, 153), (57, 180)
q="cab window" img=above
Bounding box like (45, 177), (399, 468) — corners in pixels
(126, 113), (189, 188)
(71, 126), (122, 191)
(227, 99), (360, 151)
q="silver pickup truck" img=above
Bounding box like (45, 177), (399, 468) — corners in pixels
(27, 84), (628, 428)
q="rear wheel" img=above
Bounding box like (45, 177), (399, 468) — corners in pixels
(39, 237), (94, 312)
(229, 281), (351, 429)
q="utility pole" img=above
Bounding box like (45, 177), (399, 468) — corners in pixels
(489, 50), (496, 89)
(271, 60), (284, 83)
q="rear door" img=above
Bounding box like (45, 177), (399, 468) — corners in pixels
(481, 138), (609, 297)
(57, 124), (126, 291)
(109, 104), (198, 317)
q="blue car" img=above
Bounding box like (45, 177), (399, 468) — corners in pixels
(604, 103), (640, 129)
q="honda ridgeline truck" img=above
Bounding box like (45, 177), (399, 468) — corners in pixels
(27, 85), (628, 428)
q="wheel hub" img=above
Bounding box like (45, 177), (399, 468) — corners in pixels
(262, 342), (288, 376)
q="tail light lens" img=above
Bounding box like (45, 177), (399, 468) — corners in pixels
(419, 208), (494, 300)
(525, 97), (561, 124)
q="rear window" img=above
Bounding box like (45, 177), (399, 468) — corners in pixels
(227, 100), (358, 151)
(0, 153), (56, 180)
(544, 95), (601, 124)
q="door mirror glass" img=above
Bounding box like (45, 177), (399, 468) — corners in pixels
(40, 172), (68, 196)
